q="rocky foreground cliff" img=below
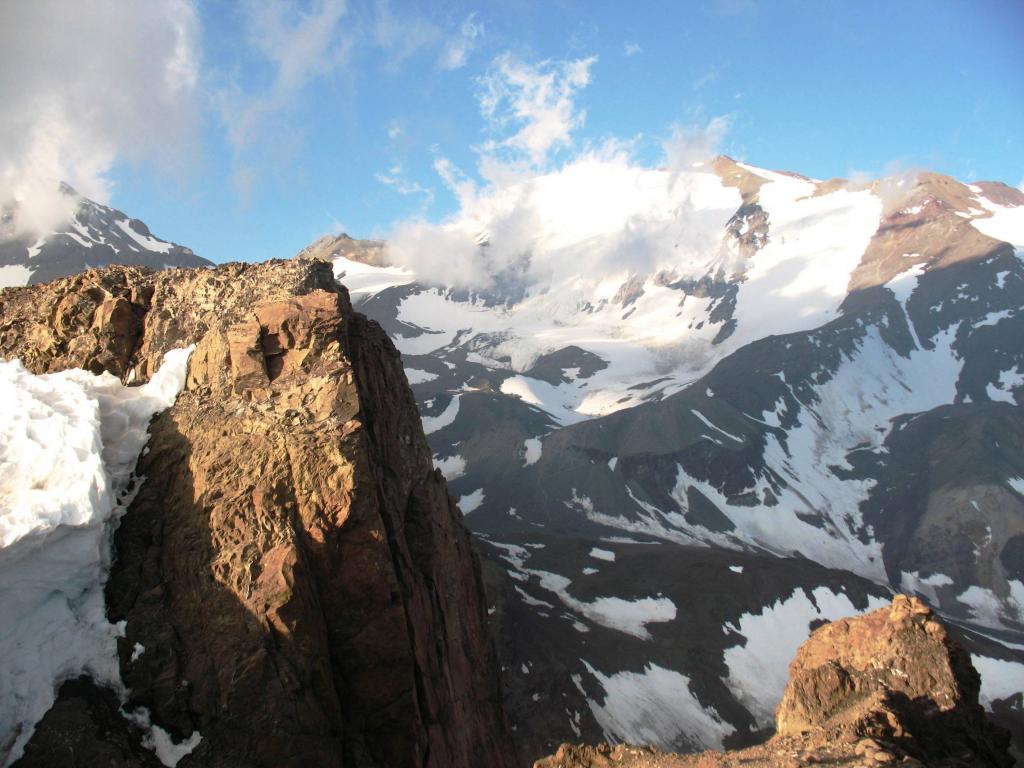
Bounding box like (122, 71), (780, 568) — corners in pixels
(0, 259), (513, 767)
(536, 596), (1014, 768)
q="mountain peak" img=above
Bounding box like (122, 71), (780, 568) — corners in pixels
(0, 189), (212, 288)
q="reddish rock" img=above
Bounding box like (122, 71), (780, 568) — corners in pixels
(534, 597), (1013, 768)
(1, 260), (513, 767)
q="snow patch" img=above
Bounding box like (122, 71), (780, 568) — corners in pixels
(332, 255), (416, 298)
(971, 654), (1024, 709)
(529, 569), (675, 639)
(0, 265), (33, 288)
(957, 582), (1024, 630)
(589, 548), (615, 562)
(971, 197), (1024, 247)
(523, 437), (543, 466)
(433, 454), (466, 480)
(0, 347), (193, 766)
(458, 487), (485, 514)
(886, 264), (926, 349)
(975, 309), (1013, 328)
(405, 368), (438, 384)
(988, 368), (1024, 403)
(114, 219), (173, 254)
(899, 571), (954, 606)
(690, 408), (743, 443)
(723, 587), (889, 727)
(583, 661), (734, 751)
(421, 394), (461, 434)
(123, 707), (202, 767)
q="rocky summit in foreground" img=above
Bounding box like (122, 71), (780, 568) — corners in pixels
(0, 259), (512, 767)
(536, 596), (1013, 768)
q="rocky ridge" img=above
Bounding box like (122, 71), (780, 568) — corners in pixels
(536, 596), (1013, 768)
(0, 259), (512, 767)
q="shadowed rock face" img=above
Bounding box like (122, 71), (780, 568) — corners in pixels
(535, 597), (1013, 768)
(1, 259), (513, 768)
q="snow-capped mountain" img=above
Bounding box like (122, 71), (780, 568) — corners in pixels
(0, 183), (211, 287)
(313, 157), (1024, 763)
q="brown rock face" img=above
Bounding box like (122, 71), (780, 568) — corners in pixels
(0, 260), (512, 767)
(776, 595), (1011, 765)
(534, 597), (1012, 768)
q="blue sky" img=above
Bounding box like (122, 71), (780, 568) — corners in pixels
(5, 0), (1023, 264)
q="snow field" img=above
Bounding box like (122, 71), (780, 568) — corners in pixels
(0, 348), (198, 767)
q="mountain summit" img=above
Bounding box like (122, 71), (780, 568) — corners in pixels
(0, 185), (211, 287)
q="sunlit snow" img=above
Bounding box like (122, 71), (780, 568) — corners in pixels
(723, 587), (889, 727)
(583, 661), (734, 752)
(0, 348), (194, 766)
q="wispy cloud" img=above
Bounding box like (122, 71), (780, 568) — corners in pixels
(439, 12), (484, 70)
(692, 67), (720, 90)
(371, 0), (440, 71)
(432, 156), (477, 209)
(623, 41), (643, 57)
(375, 164), (435, 207)
(212, 0), (352, 202)
(662, 116), (731, 170)
(219, 0), (350, 155)
(476, 53), (597, 172)
(0, 0), (201, 235)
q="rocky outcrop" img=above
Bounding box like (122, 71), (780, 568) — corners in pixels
(297, 233), (386, 267)
(775, 595), (1011, 765)
(535, 597), (1013, 768)
(0, 259), (512, 767)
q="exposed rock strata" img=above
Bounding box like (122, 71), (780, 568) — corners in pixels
(535, 597), (1013, 768)
(0, 260), (512, 767)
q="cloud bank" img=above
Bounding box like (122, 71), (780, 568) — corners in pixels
(477, 54), (597, 172)
(384, 53), (734, 293)
(0, 0), (201, 236)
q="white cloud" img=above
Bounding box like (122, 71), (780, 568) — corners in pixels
(220, 0), (351, 155)
(375, 164), (435, 207)
(433, 156), (478, 209)
(371, 0), (440, 71)
(477, 53), (597, 172)
(692, 67), (720, 90)
(0, 0), (201, 236)
(439, 12), (484, 70)
(381, 52), (736, 293)
(662, 117), (731, 171)
(623, 42), (643, 57)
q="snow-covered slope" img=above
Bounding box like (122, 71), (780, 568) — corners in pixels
(320, 158), (1024, 761)
(0, 184), (211, 287)
(0, 348), (194, 766)
(337, 158), (885, 423)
